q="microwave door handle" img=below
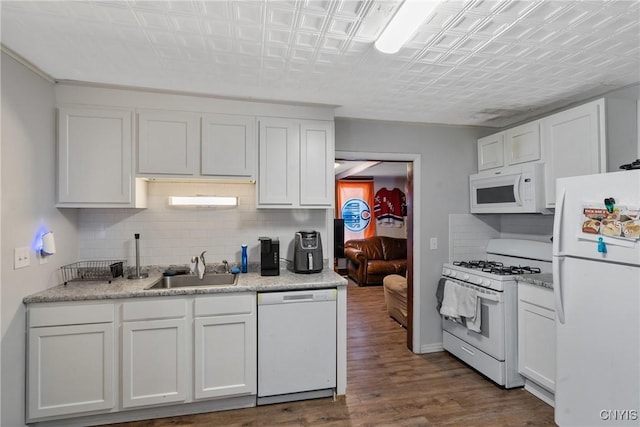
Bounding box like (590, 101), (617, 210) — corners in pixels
(513, 175), (523, 206)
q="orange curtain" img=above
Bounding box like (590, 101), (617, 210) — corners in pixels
(336, 180), (376, 241)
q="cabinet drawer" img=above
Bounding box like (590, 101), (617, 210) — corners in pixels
(122, 299), (187, 321)
(194, 293), (255, 317)
(518, 282), (554, 310)
(443, 331), (505, 386)
(29, 303), (114, 327)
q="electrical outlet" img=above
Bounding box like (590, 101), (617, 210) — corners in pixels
(430, 237), (438, 250)
(14, 247), (31, 269)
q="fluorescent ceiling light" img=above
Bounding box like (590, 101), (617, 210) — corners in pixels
(168, 196), (238, 207)
(375, 0), (440, 54)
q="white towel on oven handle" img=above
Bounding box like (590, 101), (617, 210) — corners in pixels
(440, 280), (481, 332)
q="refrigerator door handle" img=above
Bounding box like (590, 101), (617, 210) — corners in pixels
(553, 188), (566, 256)
(553, 256), (566, 324)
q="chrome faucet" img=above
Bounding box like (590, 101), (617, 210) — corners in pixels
(190, 251), (207, 279)
(222, 260), (229, 273)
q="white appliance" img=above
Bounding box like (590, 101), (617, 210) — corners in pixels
(441, 239), (552, 388)
(553, 170), (640, 426)
(470, 163), (546, 214)
(257, 289), (336, 405)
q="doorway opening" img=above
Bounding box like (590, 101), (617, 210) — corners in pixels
(334, 151), (421, 351)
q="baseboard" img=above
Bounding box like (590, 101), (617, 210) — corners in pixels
(418, 342), (444, 354)
(524, 380), (555, 407)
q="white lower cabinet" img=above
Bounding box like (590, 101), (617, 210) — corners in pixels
(517, 282), (555, 403)
(121, 300), (189, 408)
(27, 303), (116, 422)
(194, 294), (256, 399)
(26, 293), (258, 424)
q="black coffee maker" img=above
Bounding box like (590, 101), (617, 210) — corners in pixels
(259, 237), (279, 276)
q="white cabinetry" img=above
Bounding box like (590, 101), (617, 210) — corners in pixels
(258, 118), (334, 208)
(194, 293), (256, 399)
(137, 110), (256, 180)
(57, 106), (145, 208)
(518, 282), (555, 406)
(542, 99), (606, 208)
(121, 299), (189, 408)
(27, 303), (115, 422)
(201, 114), (256, 179)
(477, 132), (505, 171)
(505, 121), (541, 165)
(137, 110), (199, 176)
(478, 122), (540, 171)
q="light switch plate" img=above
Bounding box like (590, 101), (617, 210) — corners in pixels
(14, 247), (30, 269)
(430, 237), (438, 250)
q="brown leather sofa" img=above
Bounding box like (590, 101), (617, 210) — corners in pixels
(344, 236), (407, 286)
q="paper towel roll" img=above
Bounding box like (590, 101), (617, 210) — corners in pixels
(41, 232), (56, 255)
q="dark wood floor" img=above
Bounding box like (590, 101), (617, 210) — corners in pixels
(109, 282), (556, 426)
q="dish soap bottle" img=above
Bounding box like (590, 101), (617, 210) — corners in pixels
(241, 244), (248, 273)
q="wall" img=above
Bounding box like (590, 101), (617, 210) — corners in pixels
(373, 176), (407, 239)
(1, 53), (79, 427)
(78, 181), (328, 267)
(335, 118), (490, 351)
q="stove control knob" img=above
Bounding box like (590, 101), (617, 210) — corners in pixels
(443, 268), (451, 276)
(470, 277), (482, 285)
(450, 271), (457, 278)
(483, 279), (491, 287)
(462, 274), (470, 281)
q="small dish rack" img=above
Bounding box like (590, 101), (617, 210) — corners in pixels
(61, 260), (127, 284)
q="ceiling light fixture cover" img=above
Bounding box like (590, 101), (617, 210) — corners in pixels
(375, 0), (440, 54)
(168, 196), (238, 207)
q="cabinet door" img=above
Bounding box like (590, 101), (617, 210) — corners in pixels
(28, 323), (115, 420)
(121, 318), (188, 408)
(258, 118), (299, 206)
(194, 313), (256, 400)
(299, 121), (334, 207)
(477, 132), (505, 171)
(57, 106), (133, 205)
(518, 299), (556, 392)
(542, 100), (605, 207)
(505, 121), (540, 165)
(138, 110), (198, 175)
(201, 114), (256, 179)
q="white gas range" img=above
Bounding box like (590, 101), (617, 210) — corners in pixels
(440, 239), (552, 388)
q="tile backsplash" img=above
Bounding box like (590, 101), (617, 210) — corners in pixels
(448, 213), (554, 261)
(78, 182), (329, 267)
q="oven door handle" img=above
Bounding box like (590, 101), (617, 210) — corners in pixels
(451, 279), (500, 302)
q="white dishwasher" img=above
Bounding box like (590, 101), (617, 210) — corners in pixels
(257, 289), (337, 405)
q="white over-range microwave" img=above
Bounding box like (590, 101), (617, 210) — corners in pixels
(470, 163), (546, 214)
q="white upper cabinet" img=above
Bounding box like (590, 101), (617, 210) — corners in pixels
(505, 121), (541, 165)
(258, 117), (334, 208)
(258, 118), (299, 206)
(57, 106), (145, 208)
(137, 110), (257, 180)
(201, 114), (256, 180)
(477, 132), (505, 171)
(542, 99), (606, 208)
(137, 110), (199, 176)
(478, 122), (540, 171)
(299, 121), (334, 206)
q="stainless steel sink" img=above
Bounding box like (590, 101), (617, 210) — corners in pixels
(146, 273), (237, 289)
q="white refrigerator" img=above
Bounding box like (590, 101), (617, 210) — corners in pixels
(553, 170), (640, 426)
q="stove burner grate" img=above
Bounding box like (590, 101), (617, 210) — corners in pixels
(452, 260), (541, 276)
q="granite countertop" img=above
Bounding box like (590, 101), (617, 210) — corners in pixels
(23, 266), (347, 304)
(515, 273), (553, 290)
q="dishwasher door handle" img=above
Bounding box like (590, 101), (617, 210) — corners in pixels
(283, 294), (314, 302)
